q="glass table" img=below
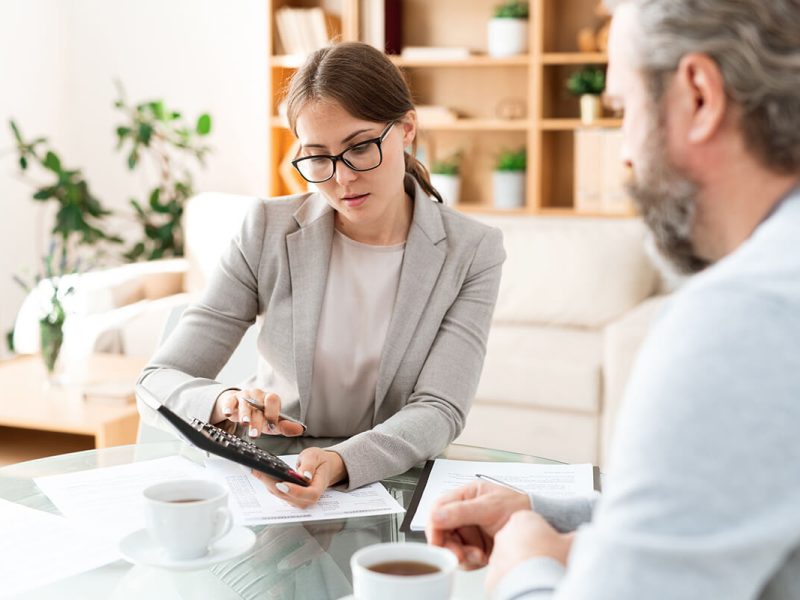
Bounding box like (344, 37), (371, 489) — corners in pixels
(0, 441), (559, 600)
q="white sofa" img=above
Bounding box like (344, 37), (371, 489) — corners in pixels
(13, 193), (664, 465)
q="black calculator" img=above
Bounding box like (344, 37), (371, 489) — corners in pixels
(154, 402), (310, 487)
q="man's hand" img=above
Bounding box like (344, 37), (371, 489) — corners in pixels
(251, 447), (347, 509)
(426, 481), (531, 569)
(486, 511), (575, 594)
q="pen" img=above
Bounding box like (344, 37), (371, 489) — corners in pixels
(475, 473), (528, 496)
(242, 396), (307, 432)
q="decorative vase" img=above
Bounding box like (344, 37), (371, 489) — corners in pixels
(430, 174), (462, 207)
(492, 171), (526, 209)
(39, 319), (64, 383)
(487, 18), (528, 57)
(580, 94), (602, 125)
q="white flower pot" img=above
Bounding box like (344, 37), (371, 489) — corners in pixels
(488, 18), (528, 57)
(492, 171), (526, 209)
(430, 174), (461, 207)
(580, 94), (602, 125)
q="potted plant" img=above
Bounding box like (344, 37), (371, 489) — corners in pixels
(493, 148), (526, 209)
(12, 241), (78, 384)
(488, 1), (529, 57)
(567, 66), (606, 125)
(429, 153), (462, 207)
(113, 83), (212, 261)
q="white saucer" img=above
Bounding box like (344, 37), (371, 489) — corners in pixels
(118, 526), (256, 571)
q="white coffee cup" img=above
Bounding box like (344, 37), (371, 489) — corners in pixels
(142, 479), (233, 560)
(351, 542), (457, 600)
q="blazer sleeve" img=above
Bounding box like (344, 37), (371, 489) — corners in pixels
(327, 226), (506, 489)
(136, 201), (266, 429)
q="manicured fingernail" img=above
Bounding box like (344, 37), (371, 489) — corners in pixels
(249, 427), (259, 437)
(242, 415), (250, 423)
(276, 483), (289, 494)
(467, 549), (481, 564)
(223, 407), (232, 415)
(303, 471), (313, 480)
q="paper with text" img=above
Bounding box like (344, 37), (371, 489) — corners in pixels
(409, 459), (595, 531)
(0, 498), (116, 597)
(205, 455), (405, 526)
(34, 455), (206, 541)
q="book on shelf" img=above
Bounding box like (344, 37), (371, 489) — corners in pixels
(415, 105), (459, 126)
(400, 46), (472, 61)
(275, 7), (330, 57)
(360, 0), (402, 54)
(574, 128), (634, 214)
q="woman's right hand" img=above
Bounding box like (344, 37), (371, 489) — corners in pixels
(210, 389), (305, 438)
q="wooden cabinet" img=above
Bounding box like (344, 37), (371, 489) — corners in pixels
(267, 0), (632, 217)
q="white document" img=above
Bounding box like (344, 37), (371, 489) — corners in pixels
(34, 455), (206, 541)
(205, 455), (405, 526)
(409, 459), (596, 531)
(0, 498), (117, 598)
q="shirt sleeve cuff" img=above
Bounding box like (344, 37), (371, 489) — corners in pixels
(492, 557), (565, 600)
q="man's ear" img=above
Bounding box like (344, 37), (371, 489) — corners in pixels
(399, 110), (417, 147)
(675, 52), (727, 144)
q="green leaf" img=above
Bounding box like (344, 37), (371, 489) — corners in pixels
(148, 188), (162, 211)
(138, 123), (153, 145)
(196, 114), (211, 135)
(9, 120), (22, 144)
(127, 150), (139, 170)
(149, 101), (165, 120)
(33, 188), (53, 200)
(19, 156), (28, 170)
(170, 111), (182, 120)
(44, 151), (62, 172)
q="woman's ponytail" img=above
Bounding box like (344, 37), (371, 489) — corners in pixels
(404, 152), (443, 204)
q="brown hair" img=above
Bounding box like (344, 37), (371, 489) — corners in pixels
(285, 42), (443, 203)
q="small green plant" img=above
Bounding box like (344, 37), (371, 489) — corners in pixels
(567, 66), (606, 96)
(9, 120), (123, 265)
(495, 148), (527, 172)
(493, 0), (529, 19)
(113, 83), (212, 261)
(12, 241), (81, 373)
(430, 152), (461, 176)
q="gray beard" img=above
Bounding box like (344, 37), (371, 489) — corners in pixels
(624, 112), (710, 276)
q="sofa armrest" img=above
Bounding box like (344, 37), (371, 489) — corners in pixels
(13, 259), (188, 354)
(601, 294), (669, 466)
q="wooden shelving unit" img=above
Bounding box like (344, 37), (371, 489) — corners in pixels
(267, 0), (631, 217)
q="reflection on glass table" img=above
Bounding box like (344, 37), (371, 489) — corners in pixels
(0, 441), (559, 600)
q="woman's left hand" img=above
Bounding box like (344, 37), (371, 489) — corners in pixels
(251, 447), (348, 509)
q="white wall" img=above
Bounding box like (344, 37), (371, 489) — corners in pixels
(0, 0), (268, 356)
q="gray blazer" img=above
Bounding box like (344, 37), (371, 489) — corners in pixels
(137, 178), (505, 489)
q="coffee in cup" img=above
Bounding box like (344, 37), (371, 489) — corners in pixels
(142, 479), (232, 560)
(351, 542), (457, 600)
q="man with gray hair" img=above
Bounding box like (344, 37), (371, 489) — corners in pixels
(427, 1), (800, 598)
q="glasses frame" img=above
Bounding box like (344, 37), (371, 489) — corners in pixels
(291, 122), (396, 184)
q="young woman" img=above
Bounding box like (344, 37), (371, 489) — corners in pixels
(137, 42), (505, 508)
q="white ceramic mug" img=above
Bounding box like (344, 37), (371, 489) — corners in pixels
(142, 479), (233, 560)
(351, 542), (457, 600)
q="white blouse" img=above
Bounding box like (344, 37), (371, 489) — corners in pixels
(309, 229), (405, 436)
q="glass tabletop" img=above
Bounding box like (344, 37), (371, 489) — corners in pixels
(0, 441), (559, 600)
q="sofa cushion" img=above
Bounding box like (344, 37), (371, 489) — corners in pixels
(457, 403), (599, 464)
(477, 323), (602, 414)
(476, 216), (659, 328)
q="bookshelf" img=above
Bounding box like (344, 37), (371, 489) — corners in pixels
(267, 0), (633, 217)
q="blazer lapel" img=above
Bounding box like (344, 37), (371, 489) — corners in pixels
(286, 193), (334, 421)
(374, 180), (447, 413)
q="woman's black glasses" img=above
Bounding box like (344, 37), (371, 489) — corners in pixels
(292, 122), (395, 184)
